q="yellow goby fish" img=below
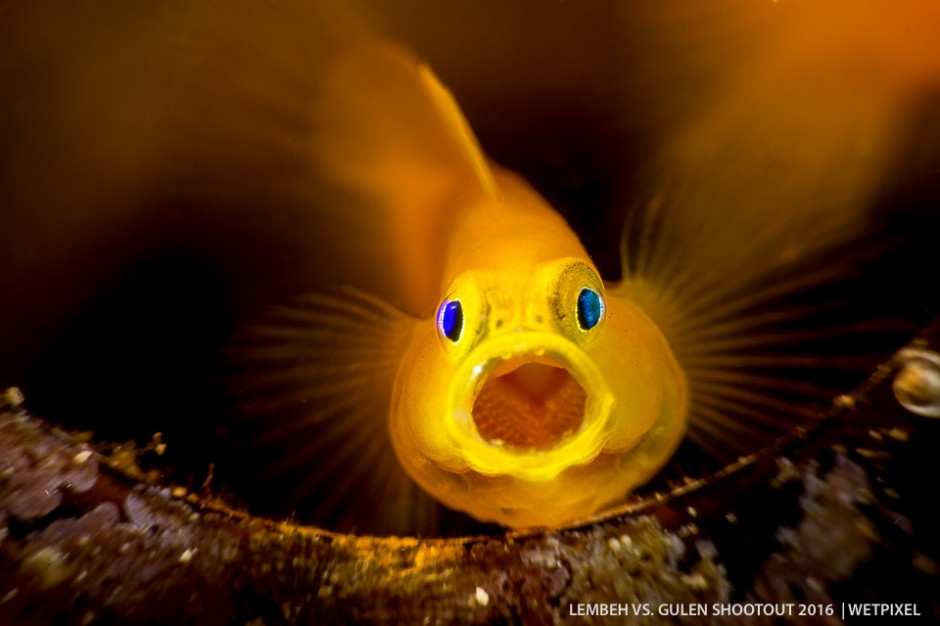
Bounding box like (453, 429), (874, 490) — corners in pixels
(387, 107), (688, 528)
(230, 1), (937, 533)
(276, 44), (687, 528)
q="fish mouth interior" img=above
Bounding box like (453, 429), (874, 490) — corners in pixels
(471, 355), (587, 451)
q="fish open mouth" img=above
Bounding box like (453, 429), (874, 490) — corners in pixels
(444, 331), (614, 481)
(472, 356), (586, 451)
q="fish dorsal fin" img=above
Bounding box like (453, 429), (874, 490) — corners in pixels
(415, 63), (498, 199)
(313, 43), (497, 316)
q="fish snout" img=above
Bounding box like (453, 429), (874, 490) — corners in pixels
(486, 317), (547, 335)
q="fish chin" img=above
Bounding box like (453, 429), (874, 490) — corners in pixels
(442, 331), (615, 482)
(390, 295), (687, 528)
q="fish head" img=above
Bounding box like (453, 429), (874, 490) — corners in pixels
(390, 255), (688, 527)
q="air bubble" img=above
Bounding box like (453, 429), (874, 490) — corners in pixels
(893, 348), (940, 418)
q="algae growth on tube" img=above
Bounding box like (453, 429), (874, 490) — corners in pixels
(1, 1), (938, 534)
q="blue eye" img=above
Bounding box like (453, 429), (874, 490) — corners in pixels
(438, 299), (463, 342)
(577, 288), (603, 330)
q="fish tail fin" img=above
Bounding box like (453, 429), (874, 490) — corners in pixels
(221, 288), (439, 535)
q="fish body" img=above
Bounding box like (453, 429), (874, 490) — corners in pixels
(308, 45), (689, 527)
(389, 166), (688, 527)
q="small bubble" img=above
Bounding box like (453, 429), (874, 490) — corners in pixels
(473, 586), (489, 606)
(893, 349), (940, 418)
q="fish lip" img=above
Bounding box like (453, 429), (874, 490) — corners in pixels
(443, 330), (614, 482)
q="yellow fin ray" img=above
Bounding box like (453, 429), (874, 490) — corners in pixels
(609, 2), (931, 460)
(224, 288), (441, 535)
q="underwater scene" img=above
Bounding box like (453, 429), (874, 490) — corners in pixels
(1, 1), (939, 623)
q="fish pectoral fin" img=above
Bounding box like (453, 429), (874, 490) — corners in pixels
(224, 287), (437, 535)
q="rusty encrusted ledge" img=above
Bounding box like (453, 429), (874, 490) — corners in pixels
(2, 319), (940, 624)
